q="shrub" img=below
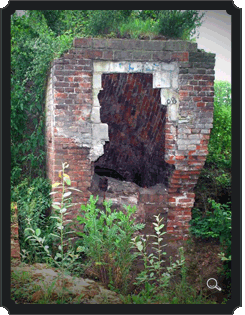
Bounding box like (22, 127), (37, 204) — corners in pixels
(84, 10), (127, 37)
(129, 215), (184, 303)
(207, 81), (231, 168)
(11, 11), (74, 187)
(190, 199), (231, 242)
(76, 196), (145, 294)
(24, 162), (83, 302)
(156, 10), (204, 40)
(190, 199), (231, 279)
(12, 177), (52, 262)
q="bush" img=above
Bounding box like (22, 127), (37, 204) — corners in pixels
(190, 199), (231, 242)
(190, 199), (231, 278)
(76, 196), (145, 294)
(84, 10), (127, 37)
(11, 11), (74, 187)
(156, 10), (204, 40)
(24, 162), (83, 302)
(12, 177), (52, 262)
(207, 81), (231, 168)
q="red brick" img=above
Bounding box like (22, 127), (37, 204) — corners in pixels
(175, 155), (185, 160)
(171, 52), (189, 62)
(194, 75), (204, 80)
(54, 93), (68, 99)
(166, 160), (175, 164)
(178, 198), (192, 203)
(180, 85), (193, 91)
(179, 91), (189, 98)
(197, 102), (205, 107)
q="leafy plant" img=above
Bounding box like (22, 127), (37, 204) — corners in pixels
(24, 162), (82, 302)
(190, 199), (231, 279)
(84, 10), (128, 37)
(190, 199), (231, 241)
(156, 10), (204, 40)
(11, 177), (52, 262)
(76, 196), (145, 294)
(207, 81), (231, 168)
(130, 215), (184, 303)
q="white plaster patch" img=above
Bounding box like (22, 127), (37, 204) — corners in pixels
(153, 71), (171, 88)
(92, 123), (109, 141)
(93, 61), (110, 72)
(91, 107), (101, 123)
(93, 88), (102, 107)
(143, 62), (161, 72)
(93, 74), (102, 89)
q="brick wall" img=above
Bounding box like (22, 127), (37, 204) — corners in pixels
(45, 38), (215, 239)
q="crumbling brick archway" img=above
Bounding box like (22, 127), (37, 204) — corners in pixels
(45, 38), (215, 240)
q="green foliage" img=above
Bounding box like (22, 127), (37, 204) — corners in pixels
(190, 199), (231, 279)
(207, 81), (231, 168)
(11, 177), (52, 262)
(125, 216), (215, 304)
(76, 196), (145, 293)
(130, 215), (184, 301)
(190, 199), (231, 242)
(156, 10), (204, 40)
(84, 10), (128, 37)
(24, 162), (83, 302)
(11, 11), (74, 188)
(192, 80), (231, 281)
(11, 270), (37, 304)
(119, 18), (158, 39)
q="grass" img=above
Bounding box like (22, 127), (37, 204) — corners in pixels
(119, 18), (158, 39)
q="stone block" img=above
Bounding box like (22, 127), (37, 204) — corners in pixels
(126, 62), (143, 72)
(165, 40), (187, 51)
(108, 61), (126, 73)
(90, 107), (101, 123)
(113, 50), (133, 60)
(92, 123), (109, 141)
(143, 62), (161, 72)
(153, 71), (171, 88)
(133, 51), (153, 61)
(171, 70), (179, 89)
(93, 74), (102, 89)
(89, 141), (105, 162)
(161, 62), (177, 71)
(93, 61), (110, 72)
(160, 89), (178, 106)
(168, 104), (178, 121)
(143, 40), (166, 51)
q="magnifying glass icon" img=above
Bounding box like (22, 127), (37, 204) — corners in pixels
(207, 278), (222, 291)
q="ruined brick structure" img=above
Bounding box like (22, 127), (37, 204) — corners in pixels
(45, 38), (215, 240)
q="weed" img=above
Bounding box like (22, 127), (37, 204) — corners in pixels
(132, 215), (184, 291)
(76, 196), (145, 294)
(24, 162), (83, 302)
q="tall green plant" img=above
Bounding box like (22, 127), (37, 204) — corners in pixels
(11, 11), (74, 187)
(207, 81), (231, 168)
(24, 162), (82, 302)
(76, 196), (145, 293)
